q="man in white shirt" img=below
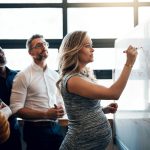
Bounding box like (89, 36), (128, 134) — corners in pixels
(10, 34), (65, 150)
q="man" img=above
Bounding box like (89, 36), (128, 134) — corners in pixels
(10, 34), (65, 150)
(0, 47), (22, 149)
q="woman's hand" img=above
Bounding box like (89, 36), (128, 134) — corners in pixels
(102, 103), (118, 114)
(123, 45), (138, 67)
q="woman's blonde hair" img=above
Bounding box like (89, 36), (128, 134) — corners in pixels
(56, 31), (87, 89)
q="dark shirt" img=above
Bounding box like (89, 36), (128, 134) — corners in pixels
(0, 67), (22, 150)
(0, 66), (17, 105)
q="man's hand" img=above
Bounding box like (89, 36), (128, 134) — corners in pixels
(0, 100), (12, 119)
(46, 105), (65, 120)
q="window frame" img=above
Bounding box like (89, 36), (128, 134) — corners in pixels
(0, 0), (150, 78)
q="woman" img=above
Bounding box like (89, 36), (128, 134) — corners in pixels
(57, 31), (137, 150)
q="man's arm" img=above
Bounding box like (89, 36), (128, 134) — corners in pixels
(15, 106), (64, 121)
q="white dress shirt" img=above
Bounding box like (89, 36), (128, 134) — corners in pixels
(10, 62), (63, 114)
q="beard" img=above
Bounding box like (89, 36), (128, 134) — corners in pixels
(34, 51), (48, 61)
(36, 54), (47, 61)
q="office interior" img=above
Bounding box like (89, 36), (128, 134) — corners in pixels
(1, 0), (150, 150)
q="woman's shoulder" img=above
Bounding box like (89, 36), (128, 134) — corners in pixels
(63, 73), (81, 82)
(61, 73), (81, 89)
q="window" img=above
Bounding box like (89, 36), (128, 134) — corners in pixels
(0, 0), (62, 3)
(0, 8), (62, 39)
(90, 48), (115, 70)
(68, 0), (132, 2)
(1, 0), (150, 111)
(68, 7), (133, 38)
(139, 7), (150, 24)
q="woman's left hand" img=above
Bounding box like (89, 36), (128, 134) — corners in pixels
(102, 103), (118, 114)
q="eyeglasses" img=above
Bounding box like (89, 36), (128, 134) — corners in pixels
(30, 42), (49, 50)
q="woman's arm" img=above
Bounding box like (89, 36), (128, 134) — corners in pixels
(67, 45), (138, 100)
